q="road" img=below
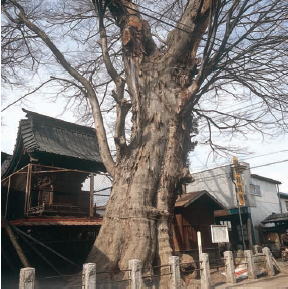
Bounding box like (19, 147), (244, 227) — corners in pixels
(215, 274), (288, 289)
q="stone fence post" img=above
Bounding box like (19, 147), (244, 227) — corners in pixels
(244, 250), (256, 279)
(169, 256), (181, 289)
(200, 253), (211, 289)
(263, 247), (275, 276)
(224, 251), (236, 284)
(19, 267), (35, 289)
(82, 263), (96, 289)
(129, 259), (142, 289)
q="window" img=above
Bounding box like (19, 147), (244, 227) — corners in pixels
(250, 184), (261, 196)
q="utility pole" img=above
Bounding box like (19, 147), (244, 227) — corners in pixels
(231, 157), (246, 250)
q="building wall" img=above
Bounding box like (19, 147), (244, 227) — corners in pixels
(187, 162), (251, 209)
(173, 195), (218, 252)
(249, 178), (281, 236)
(280, 196), (288, 213)
(188, 163), (282, 244)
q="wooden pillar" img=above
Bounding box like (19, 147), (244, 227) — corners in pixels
(4, 223), (30, 267)
(82, 263), (96, 289)
(24, 164), (32, 216)
(19, 267), (35, 289)
(247, 218), (254, 250)
(5, 176), (11, 218)
(89, 174), (94, 217)
(224, 251), (236, 284)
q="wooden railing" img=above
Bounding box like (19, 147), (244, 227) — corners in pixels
(27, 203), (87, 216)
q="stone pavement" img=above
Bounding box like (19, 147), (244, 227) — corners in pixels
(214, 273), (288, 289)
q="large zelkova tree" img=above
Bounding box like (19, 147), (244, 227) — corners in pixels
(2, 0), (288, 274)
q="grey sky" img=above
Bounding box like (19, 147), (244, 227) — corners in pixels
(2, 91), (287, 192)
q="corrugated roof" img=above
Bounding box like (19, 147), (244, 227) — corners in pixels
(175, 190), (225, 209)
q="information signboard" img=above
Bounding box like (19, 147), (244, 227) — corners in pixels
(210, 225), (229, 243)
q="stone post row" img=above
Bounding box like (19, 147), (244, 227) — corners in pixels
(20, 256), (186, 289)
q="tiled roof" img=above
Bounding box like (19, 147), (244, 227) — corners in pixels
(2, 109), (104, 176)
(262, 212), (288, 223)
(21, 109), (102, 162)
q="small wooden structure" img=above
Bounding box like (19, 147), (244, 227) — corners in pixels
(172, 190), (225, 253)
(260, 212), (288, 256)
(1, 109), (107, 279)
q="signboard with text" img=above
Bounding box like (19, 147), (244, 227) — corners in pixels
(210, 225), (229, 243)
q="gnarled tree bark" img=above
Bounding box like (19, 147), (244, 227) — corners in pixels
(88, 0), (211, 272)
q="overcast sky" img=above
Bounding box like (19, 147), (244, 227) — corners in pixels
(2, 88), (288, 193)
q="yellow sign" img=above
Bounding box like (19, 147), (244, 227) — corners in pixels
(232, 157), (245, 206)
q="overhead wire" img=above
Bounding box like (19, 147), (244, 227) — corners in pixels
(121, 3), (191, 34)
(191, 158), (288, 183)
(191, 149), (288, 172)
(135, 2), (193, 31)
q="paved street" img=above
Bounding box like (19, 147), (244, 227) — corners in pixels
(215, 274), (288, 289)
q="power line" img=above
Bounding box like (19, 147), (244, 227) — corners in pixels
(191, 149), (288, 172)
(122, 3), (191, 34)
(242, 150), (288, 161)
(191, 158), (288, 183)
(250, 159), (288, 169)
(135, 2), (193, 31)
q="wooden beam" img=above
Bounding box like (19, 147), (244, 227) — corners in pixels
(12, 226), (79, 268)
(4, 222), (30, 267)
(89, 174), (94, 217)
(24, 164), (32, 216)
(4, 176), (11, 218)
(31, 163), (103, 175)
(1, 164), (29, 184)
(20, 232), (63, 277)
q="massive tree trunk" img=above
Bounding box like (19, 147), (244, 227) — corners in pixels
(9, 0), (211, 275)
(88, 0), (211, 274)
(88, 60), (194, 270)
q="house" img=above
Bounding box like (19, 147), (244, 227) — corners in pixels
(260, 212), (288, 255)
(258, 193), (288, 254)
(173, 190), (224, 255)
(249, 174), (282, 233)
(186, 161), (283, 249)
(1, 109), (106, 275)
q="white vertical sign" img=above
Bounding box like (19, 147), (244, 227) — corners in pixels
(210, 225), (229, 243)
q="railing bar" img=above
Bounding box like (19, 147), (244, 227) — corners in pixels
(152, 264), (171, 268)
(152, 272), (172, 277)
(96, 270), (131, 274)
(180, 261), (202, 265)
